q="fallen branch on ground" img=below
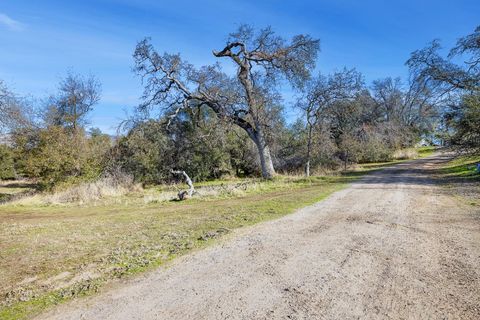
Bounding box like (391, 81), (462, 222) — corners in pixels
(170, 170), (195, 200)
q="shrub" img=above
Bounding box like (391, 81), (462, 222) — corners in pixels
(0, 144), (16, 180)
(13, 126), (110, 189)
(112, 117), (256, 184)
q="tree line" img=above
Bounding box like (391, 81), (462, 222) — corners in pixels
(0, 25), (478, 188)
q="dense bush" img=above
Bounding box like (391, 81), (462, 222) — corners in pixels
(111, 110), (259, 184)
(450, 94), (480, 154)
(0, 144), (16, 180)
(13, 126), (111, 189)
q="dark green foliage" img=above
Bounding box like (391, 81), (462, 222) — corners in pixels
(450, 94), (480, 154)
(112, 109), (258, 184)
(13, 127), (111, 189)
(224, 129), (258, 177)
(113, 120), (170, 183)
(0, 144), (16, 180)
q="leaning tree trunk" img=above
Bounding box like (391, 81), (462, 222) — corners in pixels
(343, 151), (348, 171)
(256, 142), (275, 179)
(250, 126), (275, 179)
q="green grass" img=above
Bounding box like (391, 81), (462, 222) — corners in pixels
(438, 154), (480, 179)
(435, 154), (480, 207)
(417, 146), (437, 157)
(358, 160), (406, 170)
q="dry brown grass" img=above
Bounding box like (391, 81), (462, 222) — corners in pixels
(392, 148), (419, 160)
(9, 173), (142, 206)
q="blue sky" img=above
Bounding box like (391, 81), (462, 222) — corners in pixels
(0, 0), (478, 133)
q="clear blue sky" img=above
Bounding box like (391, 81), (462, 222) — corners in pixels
(1, 0), (478, 133)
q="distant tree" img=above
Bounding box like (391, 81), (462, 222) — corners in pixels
(85, 128), (112, 178)
(450, 93), (480, 153)
(14, 126), (85, 187)
(371, 76), (442, 148)
(46, 72), (101, 131)
(0, 80), (33, 133)
(114, 120), (171, 183)
(273, 119), (308, 173)
(407, 25), (480, 153)
(133, 25), (319, 178)
(406, 26), (480, 92)
(297, 68), (363, 176)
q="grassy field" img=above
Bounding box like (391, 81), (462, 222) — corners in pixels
(0, 148), (440, 319)
(0, 175), (359, 319)
(437, 154), (480, 179)
(436, 153), (480, 207)
(417, 146), (437, 158)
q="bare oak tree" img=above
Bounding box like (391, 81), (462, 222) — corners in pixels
(47, 72), (101, 131)
(0, 80), (33, 134)
(407, 25), (480, 152)
(406, 26), (480, 92)
(372, 76), (443, 130)
(133, 25), (319, 178)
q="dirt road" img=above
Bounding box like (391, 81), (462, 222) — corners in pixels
(38, 154), (480, 319)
